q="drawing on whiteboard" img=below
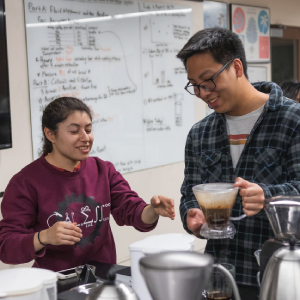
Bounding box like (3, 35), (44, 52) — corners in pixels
(174, 93), (183, 126)
(44, 24), (137, 96)
(143, 117), (171, 132)
(150, 18), (190, 43)
(151, 60), (172, 88)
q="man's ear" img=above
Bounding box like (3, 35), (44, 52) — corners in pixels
(44, 127), (55, 144)
(233, 59), (244, 78)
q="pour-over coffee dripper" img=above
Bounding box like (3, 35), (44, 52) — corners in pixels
(192, 183), (245, 239)
(260, 195), (300, 281)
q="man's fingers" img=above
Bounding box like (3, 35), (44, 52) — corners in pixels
(243, 208), (260, 217)
(188, 208), (198, 217)
(242, 201), (263, 211)
(234, 177), (252, 189)
(187, 209), (206, 235)
(242, 195), (264, 204)
(239, 187), (260, 197)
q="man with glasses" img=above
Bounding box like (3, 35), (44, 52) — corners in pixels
(177, 27), (300, 288)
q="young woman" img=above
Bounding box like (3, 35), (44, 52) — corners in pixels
(0, 97), (175, 271)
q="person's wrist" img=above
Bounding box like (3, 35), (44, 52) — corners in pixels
(149, 203), (159, 216)
(39, 229), (48, 246)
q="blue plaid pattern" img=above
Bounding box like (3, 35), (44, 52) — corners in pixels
(180, 82), (300, 286)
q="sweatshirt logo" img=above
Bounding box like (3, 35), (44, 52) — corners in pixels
(47, 193), (110, 248)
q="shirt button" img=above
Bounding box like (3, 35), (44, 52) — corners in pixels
(229, 175), (233, 180)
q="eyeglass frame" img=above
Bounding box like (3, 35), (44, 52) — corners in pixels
(184, 58), (239, 96)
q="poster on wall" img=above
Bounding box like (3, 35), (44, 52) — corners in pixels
(230, 4), (270, 63)
(204, 1), (228, 29)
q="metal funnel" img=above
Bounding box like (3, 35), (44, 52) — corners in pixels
(139, 251), (213, 300)
(264, 196), (300, 242)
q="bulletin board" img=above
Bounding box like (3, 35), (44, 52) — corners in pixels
(230, 4), (270, 63)
(23, 0), (194, 174)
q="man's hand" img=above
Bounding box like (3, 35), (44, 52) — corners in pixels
(234, 177), (265, 216)
(142, 195), (175, 224)
(186, 208), (206, 237)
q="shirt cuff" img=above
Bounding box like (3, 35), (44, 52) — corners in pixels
(21, 233), (46, 261)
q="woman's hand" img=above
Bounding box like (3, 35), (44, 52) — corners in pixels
(34, 222), (82, 252)
(142, 195), (175, 224)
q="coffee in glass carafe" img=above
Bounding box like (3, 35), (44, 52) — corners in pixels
(192, 183), (245, 239)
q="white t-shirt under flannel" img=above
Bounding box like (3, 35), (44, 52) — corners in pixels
(225, 105), (264, 168)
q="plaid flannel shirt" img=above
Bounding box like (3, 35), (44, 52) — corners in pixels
(180, 81), (300, 286)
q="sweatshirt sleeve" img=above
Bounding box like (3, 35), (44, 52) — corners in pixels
(0, 179), (46, 264)
(107, 162), (158, 232)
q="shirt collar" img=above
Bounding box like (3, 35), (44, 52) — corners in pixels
(252, 81), (284, 111)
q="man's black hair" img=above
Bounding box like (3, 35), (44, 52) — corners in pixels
(279, 80), (300, 102)
(177, 27), (248, 79)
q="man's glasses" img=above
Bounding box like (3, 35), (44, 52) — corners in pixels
(184, 58), (237, 96)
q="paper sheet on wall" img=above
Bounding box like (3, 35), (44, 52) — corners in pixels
(24, 0), (194, 173)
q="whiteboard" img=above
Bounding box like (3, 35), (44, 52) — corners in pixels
(248, 66), (268, 83)
(23, 0), (194, 173)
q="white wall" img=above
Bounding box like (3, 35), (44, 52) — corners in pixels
(1, 0), (299, 270)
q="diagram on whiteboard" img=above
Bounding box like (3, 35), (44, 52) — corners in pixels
(24, 0), (193, 173)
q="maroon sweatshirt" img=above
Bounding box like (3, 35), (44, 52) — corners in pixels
(0, 156), (156, 271)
